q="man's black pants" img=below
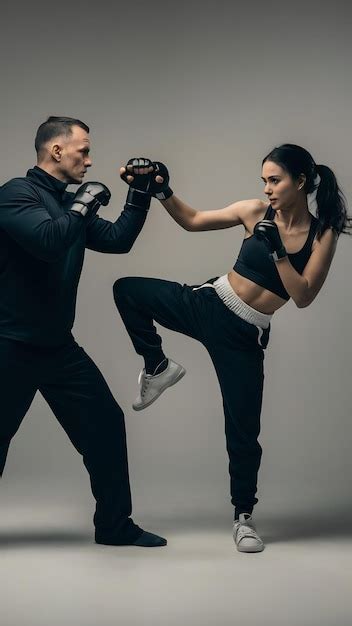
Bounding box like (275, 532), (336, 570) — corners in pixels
(0, 336), (142, 543)
(114, 276), (270, 513)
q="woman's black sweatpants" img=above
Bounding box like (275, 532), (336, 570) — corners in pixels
(113, 276), (270, 514)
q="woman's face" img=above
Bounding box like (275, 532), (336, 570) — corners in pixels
(261, 160), (305, 211)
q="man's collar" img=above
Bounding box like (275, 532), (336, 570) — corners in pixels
(26, 165), (68, 196)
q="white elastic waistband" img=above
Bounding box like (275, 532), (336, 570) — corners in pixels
(212, 275), (272, 329)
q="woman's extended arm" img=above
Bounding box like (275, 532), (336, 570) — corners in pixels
(120, 160), (266, 232)
(160, 195), (266, 231)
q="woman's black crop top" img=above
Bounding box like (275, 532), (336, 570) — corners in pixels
(233, 205), (319, 300)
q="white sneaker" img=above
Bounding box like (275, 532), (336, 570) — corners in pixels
(233, 513), (264, 553)
(132, 359), (186, 411)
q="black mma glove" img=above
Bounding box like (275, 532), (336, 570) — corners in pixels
(253, 219), (287, 261)
(120, 157), (153, 211)
(149, 162), (173, 200)
(70, 182), (111, 217)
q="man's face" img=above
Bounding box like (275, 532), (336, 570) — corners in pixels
(58, 126), (92, 184)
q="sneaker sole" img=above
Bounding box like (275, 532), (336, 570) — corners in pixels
(132, 366), (186, 411)
(236, 543), (264, 553)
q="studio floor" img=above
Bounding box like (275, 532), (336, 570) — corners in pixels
(0, 501), (351, 626)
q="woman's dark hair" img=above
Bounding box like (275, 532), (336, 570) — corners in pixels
(35, 116), (89, 156)
(262, 143), (351, 237)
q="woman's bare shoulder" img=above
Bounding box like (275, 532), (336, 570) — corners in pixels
(240, 199), (270, 231)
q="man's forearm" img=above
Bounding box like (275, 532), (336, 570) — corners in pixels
(0, 192), (85, 262)
(85, 203), (148, 253)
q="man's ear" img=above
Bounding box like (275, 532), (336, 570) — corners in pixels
(51, 143), (62, 162)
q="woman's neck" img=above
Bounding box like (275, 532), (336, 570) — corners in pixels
(274, 201), (311, 231)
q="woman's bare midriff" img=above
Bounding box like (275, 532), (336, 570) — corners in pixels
(227, 270), (287, 315)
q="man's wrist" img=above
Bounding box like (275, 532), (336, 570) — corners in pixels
(126, 187), (151, 211)
(70, 203), (89, 217)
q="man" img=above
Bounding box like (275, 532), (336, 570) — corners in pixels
(0, 116), (166, 547)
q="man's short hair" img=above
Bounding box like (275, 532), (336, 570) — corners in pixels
(35, 116), (89, 154)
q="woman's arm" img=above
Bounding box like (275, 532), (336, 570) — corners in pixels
(160, 195), (266, 231)
(121, 160), (267, 231)
(274, 228), (338, 308)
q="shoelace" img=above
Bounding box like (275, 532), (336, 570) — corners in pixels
(234, 522), (260, 542)
(138, 370), (152, 398)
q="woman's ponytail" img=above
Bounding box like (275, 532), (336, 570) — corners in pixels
(315, 164), (350, 237)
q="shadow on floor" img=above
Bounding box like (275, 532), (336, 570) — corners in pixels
(143, 509), (352, 543)
(1, 511), (351, 548)
(0, 529), (91, 548)
(261, 512), (352, 543)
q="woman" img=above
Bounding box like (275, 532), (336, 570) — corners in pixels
(113, 145), (350, 553)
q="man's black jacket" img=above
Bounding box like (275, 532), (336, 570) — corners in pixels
(0, 166), (148, 346)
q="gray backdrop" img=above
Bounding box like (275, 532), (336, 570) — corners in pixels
(1, 0), (351, 526)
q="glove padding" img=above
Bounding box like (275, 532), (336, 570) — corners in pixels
(120, 158), (154, 192)
(149, 162), (173, 200)
(120, 158), (173, 200)
(70, 182), (111, 217)
(253, 219), (287, 261)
